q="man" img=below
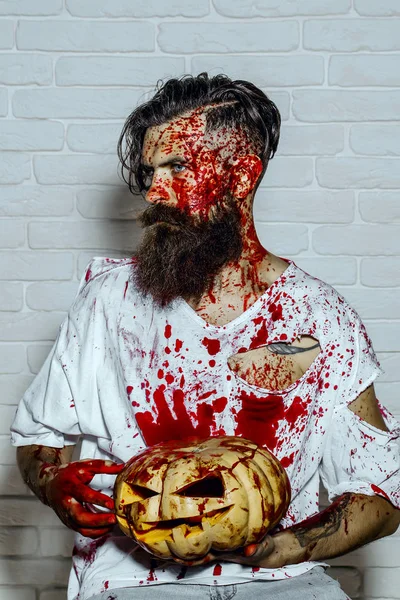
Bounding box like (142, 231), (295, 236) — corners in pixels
(11, 73), (400, 600)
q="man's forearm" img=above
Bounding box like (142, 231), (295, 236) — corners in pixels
(269, 493), (400, 567)
(16, 444), (73, 504)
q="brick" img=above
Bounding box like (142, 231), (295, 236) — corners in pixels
(13, 88), (145, 119)
(364, 567), (400, 597)
(192, 55), (324, 87)
(0, 0), (62, 15)
(27, 344), (52, 374)
(26, 283), (79, 311)
(0, 588), (35, 600)
(0, 220), (25, 249)
(77, 187), (144, 220)
(330, 55), (400, 87)
(294, 257), (357, 285)
(327, 567), (361, 599)
(77, 251), (128, 278)
(0, 187), (74, 217)
(0, 283), (23, 311)
(350, 125), (400, 157)
(0, 466), (30, 495)
(313, 225), (400, 255)
(34, 155), (120, 185)
(257, 224), (308, 255)
(0, 153), (30, 184)
(0, 20), (13, 49)
(29, 221), (142, 252)
(254, 190), (354, 223)
(0, 404), (21, 434)
(0, 312), (66, 342)
(374, 353), (400, 382)
(278, 124), (344, 156)
(0, 499), (60, 527)
(316, 158), (400, 189)
(336, 289), (400, 320)
(375, 382), (400, 416)
(66, 122), (122, 154)
(0, 375), (35, 406)
(0, 54), (52, 85)
(0, 252), (74, 281)
(0, 121), (64, 151)
(293, 90), (400, 122)
(56, 56), (185, 87)
(40, 592), (68, 600)
(0, 345), (25, 374)
(214, 0), (351, 17)
(355, 0), (400, 16)
(40, 528), (74, 558)
(360, 192), (400, 223)
(261, 157), (314, 188)
(0, 558), (70, 585)
(17, 20), (154, 52)
(0, 528), (38, 557)
(331, 538), (400, 568)
(0, 436), (19, 465)
(361, 258), (400, 287)
(365, 324), (400, 353)
(0, 87), (7, 116)
(66, 0), (209, 17)
(267, 92), (290, 121)
(304, 19), (400, 52)
(158, 21), (299, 53)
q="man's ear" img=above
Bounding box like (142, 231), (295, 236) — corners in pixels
(230, 155), (263, 199)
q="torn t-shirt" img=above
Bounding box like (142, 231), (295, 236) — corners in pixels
(11, 257), (400, 599)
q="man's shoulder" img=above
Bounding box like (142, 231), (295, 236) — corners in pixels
(82, 256), (136, 287)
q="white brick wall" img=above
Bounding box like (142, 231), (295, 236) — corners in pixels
(1, 2), (399, 598)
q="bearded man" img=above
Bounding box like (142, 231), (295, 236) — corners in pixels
(11, 73), (400, 600)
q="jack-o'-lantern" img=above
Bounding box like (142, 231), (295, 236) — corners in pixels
(114, 436), (291, 560)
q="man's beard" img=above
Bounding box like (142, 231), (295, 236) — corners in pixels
(133, 200), (243, 307)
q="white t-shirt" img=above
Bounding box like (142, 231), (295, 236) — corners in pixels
(11, 257), (400, 600)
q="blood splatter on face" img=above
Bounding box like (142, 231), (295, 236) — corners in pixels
(141, 108), (262, 221)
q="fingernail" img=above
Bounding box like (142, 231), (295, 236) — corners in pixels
(244, 544), (257, 557)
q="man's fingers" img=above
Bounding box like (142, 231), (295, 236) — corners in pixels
(71, 486), (115, 511)
(83, 460), (124, 475)
(70, 501), (117, 527)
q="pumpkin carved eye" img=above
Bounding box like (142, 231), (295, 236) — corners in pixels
(130, 484), (159, 499)
(175, 476), (224, 498)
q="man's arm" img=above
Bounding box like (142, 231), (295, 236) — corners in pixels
(234, 384), (400, 568)
(17, 444), (123, 539)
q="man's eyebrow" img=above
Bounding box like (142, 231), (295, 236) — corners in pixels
(141, 156), (189, 169)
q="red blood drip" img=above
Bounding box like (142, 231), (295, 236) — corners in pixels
(371, 484), (390, 502)
(234, 391), (285, 450)
(135, 387), (227, 446)
(175, 339), (183, 352)
(280, 452), (295, 468)
(123, 280), (128, 299)
(249, 317), (269, 350)
(252, 566), (260, 573)
(213, 563), (222, 576)
(164, 324), (172, 339)
(126, 386), (133, 396)
(85, 267), (92, 282)
(269, 302), (283, 322)
(202, 337), (221, 356)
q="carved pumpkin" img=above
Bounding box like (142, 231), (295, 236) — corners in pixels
(114, 436), (291, 560)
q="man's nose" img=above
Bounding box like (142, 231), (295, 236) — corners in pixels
(146, 175), (171, 205)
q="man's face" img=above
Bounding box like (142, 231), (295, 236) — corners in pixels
(141, 109), (249, 219)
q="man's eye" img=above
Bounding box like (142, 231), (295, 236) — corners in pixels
(171, 164), (187, 173)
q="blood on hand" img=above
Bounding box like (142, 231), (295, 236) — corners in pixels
(43, 459), (124, 539)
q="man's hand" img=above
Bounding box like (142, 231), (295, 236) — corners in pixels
(17, 445), (124, 539)
(43, 459), (124, 539)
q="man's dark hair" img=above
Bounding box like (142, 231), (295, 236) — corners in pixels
(118, 72), (281, 195)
